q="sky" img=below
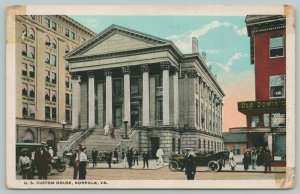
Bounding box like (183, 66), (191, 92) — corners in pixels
(70, 15), (256, 132)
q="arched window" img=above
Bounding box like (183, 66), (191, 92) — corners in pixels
(21, 24), (27, 40)
(65, 45), (69, 53)
(29, 28), (35, 40)
(51, 38), (57, 49)
(45, 35), (50, 46)
(23, 129), (34, 143)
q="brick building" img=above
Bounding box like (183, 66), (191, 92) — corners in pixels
(65, 25), (225, 158)
(16, 15), (95, 154)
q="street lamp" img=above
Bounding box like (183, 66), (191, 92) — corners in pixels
(61, 120), (67, 140)
(123, 118), (129, 139)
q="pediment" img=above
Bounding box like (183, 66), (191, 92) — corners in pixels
(66, 25), (172, 58)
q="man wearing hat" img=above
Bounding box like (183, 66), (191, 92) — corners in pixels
(70, 147), (80, 179)
(185, 149), (196, 180)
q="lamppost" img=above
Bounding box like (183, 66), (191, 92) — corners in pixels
(123, 118), (129, 139)
(61, 120), (67, 140)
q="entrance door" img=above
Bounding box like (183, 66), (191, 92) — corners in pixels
(150, 137), (160, 159)
(131, 102), (140, 127)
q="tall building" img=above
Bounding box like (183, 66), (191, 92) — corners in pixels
(65, 25), (225, 158)
(229, 15), (286, 166)
(15, 15), (95, 154)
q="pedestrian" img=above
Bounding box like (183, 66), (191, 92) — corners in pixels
(113, 148), (119, 164)
(142, 150), (149, 168)
(181, 149), (188, 171)
(185, 149), (196, 180)
(127, 148), (133, 168)
(133, 149), (139, 166)
(91, 148), (98, 167)
(229, 149), (236, 171)
(70, 147), (80, 180)
(34, 146), (51, 180)
(78, 147), (88, 180)
(106, 150), (112, 168)
(263, 147), (272, 173)
(243, 149), (251, 171)
(251, 148), (257, 170)
(122, 148), (128, 168)
(110, 124), (115, 139)
(104, 124), (109, 136)
(156, 147), (164, 165)
(30, 148), (36, 179)
(18, 149), (32, 179)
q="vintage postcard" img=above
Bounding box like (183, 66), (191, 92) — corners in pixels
(6, 5), (295, 189)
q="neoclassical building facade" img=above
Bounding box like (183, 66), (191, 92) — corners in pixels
(66, 25), (224, 157)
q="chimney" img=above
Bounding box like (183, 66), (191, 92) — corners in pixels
(192, 37), (198, 54)
(202, 52), (206, 63)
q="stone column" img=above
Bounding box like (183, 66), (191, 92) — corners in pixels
(121, 66), (131, 126)
(161, 61), (170, 125)
(173, 71), (179, 127)
(71, 73), (79, 129)
(199, 77), (203, 130)
(104, 69), (113, 125)
(88, 71), (95, 128)
(141, 64), (150, 126)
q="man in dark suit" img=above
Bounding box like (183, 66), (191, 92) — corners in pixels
(91, 148), (98, 167)
(185, 149), (196, 180)
(263, 147), (272, 173)
(34, 146), (51, 180)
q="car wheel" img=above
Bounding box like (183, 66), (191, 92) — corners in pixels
(57, 164), (66, 173)
(208, 161), (219, 172)
(169, 161), (180, 172)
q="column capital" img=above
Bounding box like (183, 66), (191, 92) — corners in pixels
(87, 71), (95, 78)
(104, 68), (112, 77)
(71, 73), (79, 80)
(160, 61), (171, 70)
(179, 71), (186, 79)
(121, 66), (130, 75)
(141, 64), (149, 72)
(187, 70), (198, 78)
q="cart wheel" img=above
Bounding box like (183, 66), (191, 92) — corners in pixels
(208, 161), (219, 172)
(169, 161), (180, 172)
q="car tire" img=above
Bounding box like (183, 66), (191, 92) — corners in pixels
(57, 164), (66, 173)
(169, 161), (180, 172)
(208, 161), (219, 172)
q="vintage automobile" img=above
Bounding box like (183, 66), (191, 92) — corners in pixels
(169, 149), (229, 172)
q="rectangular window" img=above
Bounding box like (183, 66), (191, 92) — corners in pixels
(264, 113), (270, 127)
(66, 109), (71, 122)
(28, 104), (36, 118)
(172, 138), (176, 153)
(22, 103), (28, 117)
(201, 104), (205, 125)
(52, 107), (56, 120)
(45, 70), (50, 82)
(66, 93), (70, 105)
(65, 29), (69, 37)
(22, 63), (27, 76)
(114, 104), (122, 127)
(22, 43), (27, 56)
(29, 65), (35, 78)
(45, 18), (50, 28)
(131, 78), (140, 95)
(50, 55), (56, 66)
(156, 99), (163, 121)
(22, 83), (28, 96)
(51, 90), (56, 102)
(45, 52), (50, 64)
(28, 85), (35, 98)
(45, 106), (51, 119)
(113, 79), (122, 96)
(51, 72), (56, 84)
(199, 139), (201, 149)
(70, 32), (76, 40)
(270, 75), (285, 98)
(270, 36), (284, 57)
(251, 115), (260, 128)
(28, 46), (35, 59)
(157, 74), (163, 87)
(45, 89), (50, 101)
(51, 21), (57, 31)
(66, 77), (70, 88)
(271, 113), (286, 128)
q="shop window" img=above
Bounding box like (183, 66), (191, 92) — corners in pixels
(50, 55), (56, 66)
(251, 115), (260, 128)
(234, 145), (240, 155)
(66, 93), (70, 105)
(70, 31), (76, 40)
(28, 46), (35, 59)
(271, 113), (286, 128)
(22, 63), (27, 76)
(45, 52), (50, 64)
(22, 83), (28, 96)
(29, 85), (35, 98)
(263, 113), (270, 127)
(65, 45), (69, 54)
(270, 36), (284, 57)
(113, 79), (122, 96)
(29, 65), (35, 78)
(22, 103), (28, 117)
(65, 77), (70, 88)
(21, 24), (27, 40)
(52, 107), (56, 120)
(65, 28), (69, 37)
(51, 72), (56, 84)
(45, 89), (50, 101)
(51, 21), (57, 31)
(51, 90), (56, 102)
(131, 77), (140, 95)
(270, 75), (285, 98)
(45, 70), (50, 82)
(51, 38), (57, 49)
(22, 43), (27, 56)
(45, 18), (50, 28)
(45, 106), (51, 119)
(273, 134), (286, 161)
(28, 104), (36, 118)
(45, 35), (51, 46)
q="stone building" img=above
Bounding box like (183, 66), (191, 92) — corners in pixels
(15, 15), (95, 153)
(65, 24), (224, 158)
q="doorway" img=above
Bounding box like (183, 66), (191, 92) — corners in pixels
(150, 137), (160, 159)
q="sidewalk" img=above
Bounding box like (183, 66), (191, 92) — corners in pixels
(196, 164), (286, 173)
(86, 159), (168, 170)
